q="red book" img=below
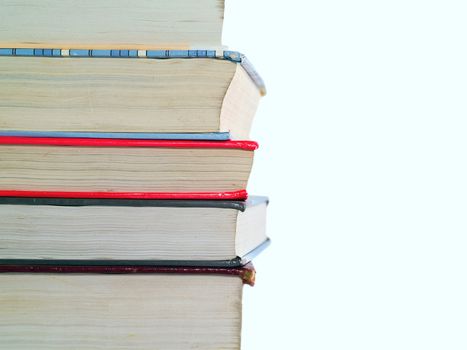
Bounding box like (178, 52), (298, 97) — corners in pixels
(0, 137), (258, 200)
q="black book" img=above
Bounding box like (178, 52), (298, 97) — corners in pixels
(0, 196), (269, 267)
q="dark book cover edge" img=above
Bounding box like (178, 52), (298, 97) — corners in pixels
(0, 263), (256, 286)
(0, 195), (268, 211)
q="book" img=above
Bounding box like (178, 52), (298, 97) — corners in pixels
(0, 137), (257, 200)
(0, 196), (269, 267)
(0, 49), (265, 140)
(0, 264), (255, 350)
(0, 0), (227, 50)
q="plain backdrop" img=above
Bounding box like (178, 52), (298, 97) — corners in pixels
(223, 1), (467, 349)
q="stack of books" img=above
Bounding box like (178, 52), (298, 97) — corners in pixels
(0, 1), (268, 349)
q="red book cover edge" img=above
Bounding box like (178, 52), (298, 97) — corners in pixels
(0, 190), (248, 200)
(0, 136), (259, 151)
(0, 263), (256, 286)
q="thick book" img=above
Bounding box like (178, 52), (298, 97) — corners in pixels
(0, 0), (227, 50)
(0, 137), (257, 200)
(0, 264), (254, 350)
(0, 49), (264, 140)
(0, 196), (269, 267)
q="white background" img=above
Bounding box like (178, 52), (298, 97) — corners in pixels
(223, 1), (467, 349)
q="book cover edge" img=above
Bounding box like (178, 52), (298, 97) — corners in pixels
(0, 190), (249, 200)
(0, 130), (231, 141)
(0, 136), (258, 150)
(0, 263), (256, 286)
(0, 195), (269, 211)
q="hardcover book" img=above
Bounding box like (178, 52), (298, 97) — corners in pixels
(0, 0), (228, 50)
(0, 50), (264, 140)
(0, 264), (255, 350)
(0, 137), (257, 200)
(0, 196), (269, 267)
